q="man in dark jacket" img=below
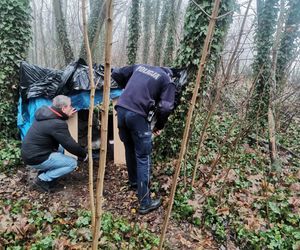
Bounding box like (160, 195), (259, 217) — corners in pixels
(112, 64), (176, 215)
(21, 95), (87, 192)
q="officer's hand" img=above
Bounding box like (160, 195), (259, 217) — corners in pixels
(152, 127), (161, 136)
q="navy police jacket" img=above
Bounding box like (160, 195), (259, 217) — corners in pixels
(112, 64), (176, 130)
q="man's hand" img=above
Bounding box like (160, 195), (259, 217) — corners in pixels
(78, 153), (88, 162)
(62, 104), (77, 117)
(69, 108), (77, 117)
(152, 127), (162, 136)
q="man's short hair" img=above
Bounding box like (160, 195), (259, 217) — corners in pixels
(52, 95), (71, 109)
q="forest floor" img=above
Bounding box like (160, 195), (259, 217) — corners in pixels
(1, 120), (299, 249)
(0, 161), (211, 249)
(1, 145), (300, 249)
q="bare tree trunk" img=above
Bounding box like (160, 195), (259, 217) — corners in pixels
(90, 1), (106, 58)
(32, 0), (38, 64)
(92, 0), (113, 249)
(153, 0), (161, 56)
(158, 1), (221, 248)
(163, 0), (176, 65)
(82, 0), (96, 234)
(142, 0), (153, 63)
(39, 0), (48, 66)
(49, 2), (55, 67)
(268, 107), (277, 163)
(79, 0), (106, 61)
(174, 0), (183, 50)
(53, 0), (74, 65)
(268, 0), (285, 166)
(120, 7), (129, 65)
(153, 0), (171, 65)
(95, 26), (105, 64)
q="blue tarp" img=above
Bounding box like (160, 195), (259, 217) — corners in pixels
(17, 89), (123, 139)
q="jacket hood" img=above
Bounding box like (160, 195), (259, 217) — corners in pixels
(35, 106), (68, 121)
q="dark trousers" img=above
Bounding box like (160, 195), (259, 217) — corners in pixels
(116, 107), (152, 206)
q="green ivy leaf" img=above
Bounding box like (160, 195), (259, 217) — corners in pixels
(269, 202), (281, 214)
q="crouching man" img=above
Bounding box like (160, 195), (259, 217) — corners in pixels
(21, 95), (87, 192)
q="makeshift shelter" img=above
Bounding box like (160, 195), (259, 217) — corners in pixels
(17, 59), (125, 164)
(17, 59), (188, 164)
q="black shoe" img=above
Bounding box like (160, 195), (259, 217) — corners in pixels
(32, 177), (52, 193)
(37, 170), (45, 175)
(139, 198), (162, 215)
(126, 181), (137, 190)
(129, 182), (137, 190)
(49, 179), (65, 190)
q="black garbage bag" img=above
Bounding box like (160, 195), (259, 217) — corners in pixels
(19, 59), (120, 100)
(19, 61), (63, 100)
(71, 62), (101, 90)
(71, 60), (119, 90)
(59, 58), (87, 94)
(170, 68), (188, 108)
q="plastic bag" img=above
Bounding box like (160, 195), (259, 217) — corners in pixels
(19, 59), (120, 100)
(71, 61), (119, 90)
(19, 61), (63, 100)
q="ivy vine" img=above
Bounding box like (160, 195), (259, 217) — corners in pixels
(154, 0), (235, 160)
(249, 0), (279, 128)
(127, 0), (140, 65)
(0, 0), (31, 139)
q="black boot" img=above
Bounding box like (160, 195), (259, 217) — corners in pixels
(128, 181), (137, 191)
(32, 177), (52, 193)
(139, 198), (162, 215)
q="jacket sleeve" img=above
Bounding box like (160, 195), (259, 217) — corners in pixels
(51, 122), (86, 158)
(111, 65), (135, 89)
(155, 81), (176, 130)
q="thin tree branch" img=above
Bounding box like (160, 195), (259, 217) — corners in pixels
(92, 0), (113, 248)
(191, 0), (236, 20)
(216, 10), (234, 20)
(190, 0), (211, 18)
(82, 0), (96, 233)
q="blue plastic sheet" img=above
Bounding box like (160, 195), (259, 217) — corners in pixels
(18, 89), (123, 139)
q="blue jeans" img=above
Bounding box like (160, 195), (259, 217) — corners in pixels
(116, 107), (152, 206)
(30, 146), (77, 182)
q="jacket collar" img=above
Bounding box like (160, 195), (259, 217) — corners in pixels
(49, 106), (69, 120)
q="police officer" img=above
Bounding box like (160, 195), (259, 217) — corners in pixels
(112, 64), (175, 215)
